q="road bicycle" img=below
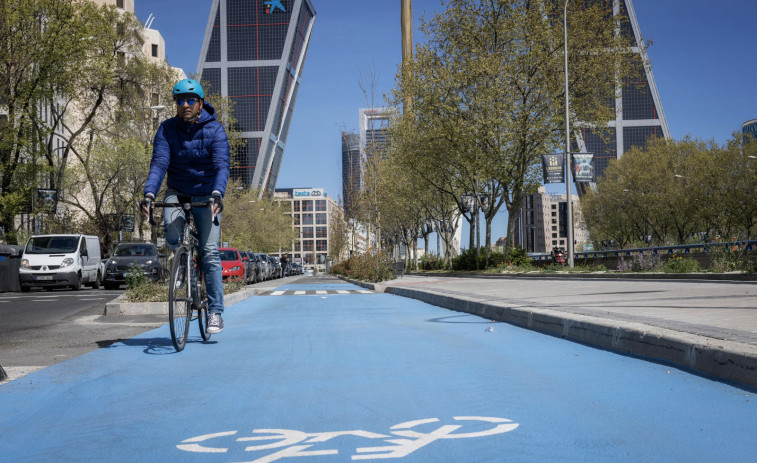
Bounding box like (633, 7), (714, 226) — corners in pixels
(149, 198), (218, 351)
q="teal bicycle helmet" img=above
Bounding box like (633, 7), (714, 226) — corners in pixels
(172, 79), (204, 99)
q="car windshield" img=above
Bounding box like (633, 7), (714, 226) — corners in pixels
(113, 244), (156, 257)
(25, 236), (78, 254)
(219, 250), (239, 261)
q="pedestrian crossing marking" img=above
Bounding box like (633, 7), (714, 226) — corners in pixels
(258, 289), (375, 296)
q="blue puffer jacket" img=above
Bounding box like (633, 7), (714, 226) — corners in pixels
(144, 101), (231, 197)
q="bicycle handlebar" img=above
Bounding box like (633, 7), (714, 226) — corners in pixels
(148, 200), (220, 227)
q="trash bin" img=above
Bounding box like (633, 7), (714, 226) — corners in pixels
(0, 244), (22, 292)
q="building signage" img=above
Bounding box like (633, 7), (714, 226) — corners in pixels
(264, 0), (286, 14)
(294, 188), (324, 198)
(541, 154), (564, 184)
(572, 153), (595, 183)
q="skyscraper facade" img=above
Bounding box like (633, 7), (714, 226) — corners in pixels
(575, 0), (670, 178)
(341, 132), (360, 215)
(197, 0), (316, 193)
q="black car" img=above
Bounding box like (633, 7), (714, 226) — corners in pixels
(103, 242), (165, 289)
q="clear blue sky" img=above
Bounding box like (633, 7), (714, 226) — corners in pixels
(135, 0), (757, 246)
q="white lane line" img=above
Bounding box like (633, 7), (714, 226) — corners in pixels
(336, 290), (350, 294)
(294, 291), (306, 295)
(270, 291), (285, 296)
(315, 290), (327, 295)
(358, 290), (373, 294)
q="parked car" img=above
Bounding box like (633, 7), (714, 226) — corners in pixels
(254, 253), (270, 280)
(245, 252), (260, 283)
(102, 242), (164, 290)
(19, 234), (102, 291)
(269, 256), (282, 279)
(219, 248), (246, 281)
(240, 251), (256, 284)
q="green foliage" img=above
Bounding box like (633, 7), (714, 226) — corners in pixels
(662, 256), (701, 273)
(506, 247), (531, 267)
(125, 264), (149, 289)
(420, 254), (446, 270)
(122, 277), (247, 303)
(330, 254), (394, 282)
(583, 134), (757, 247)
(707, 244), (749, 273)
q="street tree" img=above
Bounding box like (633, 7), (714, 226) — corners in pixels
(391, 0), (639, 260)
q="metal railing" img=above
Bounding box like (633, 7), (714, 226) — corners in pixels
(528, 240), (757, 261)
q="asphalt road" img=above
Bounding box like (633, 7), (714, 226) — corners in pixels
(0, 287), (164, 379)
(1, 275), (755, 462)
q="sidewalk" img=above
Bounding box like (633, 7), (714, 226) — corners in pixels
(351, 274), (757, 390)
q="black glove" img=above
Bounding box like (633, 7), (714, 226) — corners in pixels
(140, 194), (154, 212)
(211, 193), (223, 213)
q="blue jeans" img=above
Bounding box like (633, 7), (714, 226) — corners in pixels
(163, 190), (224, 314)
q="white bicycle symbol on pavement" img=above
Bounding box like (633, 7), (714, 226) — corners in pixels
(177, 416), (519, 462)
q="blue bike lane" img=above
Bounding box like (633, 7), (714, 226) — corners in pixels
(1, 278), (755, 462)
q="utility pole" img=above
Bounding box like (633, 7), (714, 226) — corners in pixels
(401, 0), (413, 114)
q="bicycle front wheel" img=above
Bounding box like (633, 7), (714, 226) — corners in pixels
(196, 269), (211, 341)
(169, 246), (192, 352)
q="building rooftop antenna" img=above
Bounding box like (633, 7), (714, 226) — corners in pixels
(145, 13), (155, 29)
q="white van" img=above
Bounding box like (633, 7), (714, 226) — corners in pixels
(19, 234), (102, 291)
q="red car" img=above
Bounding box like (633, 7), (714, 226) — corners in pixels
(219, 247), (246, 281)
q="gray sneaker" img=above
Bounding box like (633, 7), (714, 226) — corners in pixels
(208, 312), (224, 334)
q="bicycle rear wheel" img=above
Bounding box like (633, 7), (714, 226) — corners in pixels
(169, 246), (192, 352)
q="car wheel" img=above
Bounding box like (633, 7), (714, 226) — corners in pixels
(91, 272), (102, 289)
(71, 273), (82, 291)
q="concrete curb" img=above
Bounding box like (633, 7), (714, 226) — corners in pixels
(409, 271), (757, 281)
(342, 276), (757, 390)
(104, 288), (257, 316)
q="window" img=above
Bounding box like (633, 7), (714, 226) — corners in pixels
(316, 227), (327, 238)
(302, 213), (313, 225)
(293, 201), (300, 212)
(551, 204), (556, 210)
(552, 219), (557, 224)
(552, 226), (557, 231)
(552, 240), (557, 246)
(151, 44), (158, 57)
(116, 0), (124, 9)
(551, 211), (556, 217)
(302, 200), (314, 212)
(302, 227), (313, 238)
(315, 200), (326, 211)
(552, 233), (557, 238)
(293, 214), (300, 226)
(316, 240), (328, 251)
(303, 240), (313, 252)
(316, 213), (326, 225)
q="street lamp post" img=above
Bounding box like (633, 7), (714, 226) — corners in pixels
(563, 0), (575, 268)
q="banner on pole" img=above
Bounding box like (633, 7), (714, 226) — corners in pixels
(572, 153), (595, 183)
(35, 189), (58, 214)
(541, 154), (564, 184)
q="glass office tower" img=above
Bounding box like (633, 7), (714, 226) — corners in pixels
(575, 0), (670, 179)
(197, 0), (316, 193)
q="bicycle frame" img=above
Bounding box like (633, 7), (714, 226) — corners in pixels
(149, 199), (218, 351)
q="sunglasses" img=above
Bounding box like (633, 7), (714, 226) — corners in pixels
(175, 98), (198, 106)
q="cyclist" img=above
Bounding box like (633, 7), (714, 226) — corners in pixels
(140, 78), (230, 334)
